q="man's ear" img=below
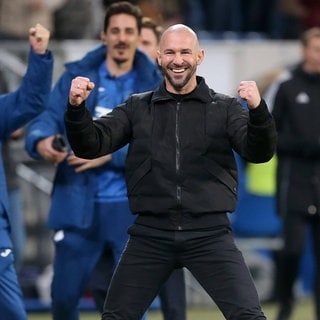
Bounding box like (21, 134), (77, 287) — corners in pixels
(101, 31), (107, 45)
(197, 49), (205, 65)
(157, 51), (161, 66)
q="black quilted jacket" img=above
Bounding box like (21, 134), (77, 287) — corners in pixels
(65, 76), (277, 216)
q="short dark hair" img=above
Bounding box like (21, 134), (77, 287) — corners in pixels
(103, 1), (142, 33)
(141, 17), (163, 44)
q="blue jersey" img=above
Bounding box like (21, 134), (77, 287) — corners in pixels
(94, 62), (138, 202)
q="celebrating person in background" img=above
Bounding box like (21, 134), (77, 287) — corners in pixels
(0, 23), (53, 320)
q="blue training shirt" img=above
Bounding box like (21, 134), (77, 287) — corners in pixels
(93, 61), (137, 202)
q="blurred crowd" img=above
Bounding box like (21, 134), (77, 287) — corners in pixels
(1, 0), (320, 41)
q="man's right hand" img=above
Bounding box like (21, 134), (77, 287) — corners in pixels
(69, 76), (95, 106)
(36, 136), (68, 165)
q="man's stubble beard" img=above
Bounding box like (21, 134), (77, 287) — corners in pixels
(162, 64), (196, 91)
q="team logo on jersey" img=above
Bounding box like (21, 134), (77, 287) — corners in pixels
(0, 249), (11, 257)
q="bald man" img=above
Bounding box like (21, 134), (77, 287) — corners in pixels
(65, 24), (277, 320)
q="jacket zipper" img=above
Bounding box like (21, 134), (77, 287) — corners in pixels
(176, 102), (182, 230)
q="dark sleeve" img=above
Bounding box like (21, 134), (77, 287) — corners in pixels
(272, 84), (320, 159)
(230, 98), (277, 163)
(65, 99), (131, 159)
(247, 99), (277, 163)
(64, 102), (100, 158)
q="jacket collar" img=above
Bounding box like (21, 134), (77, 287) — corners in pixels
(152, 76), (214, 103)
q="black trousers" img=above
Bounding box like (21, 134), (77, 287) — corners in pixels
(89, 247), (186, 320)
(277, 213), (320, 319)
(101, 224), (266, 320)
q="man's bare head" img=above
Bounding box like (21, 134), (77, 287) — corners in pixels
(159, 24), (199, 51)
(158, 24), (204, 94)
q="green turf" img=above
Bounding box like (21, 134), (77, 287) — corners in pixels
(27, 298), (313, 319)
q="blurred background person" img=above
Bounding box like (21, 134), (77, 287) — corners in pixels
(139, 16), (163, 63)
(2, 128), (26, 272)
(0, 66), (26, 273)
(0, 23), (53, 320)
(272, 27), (320, 320)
